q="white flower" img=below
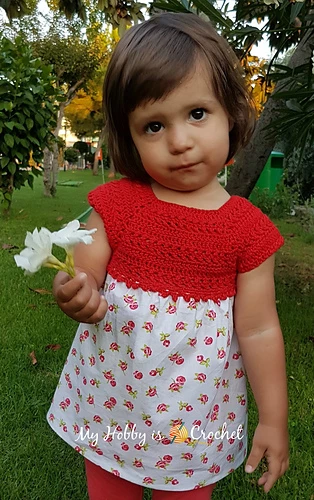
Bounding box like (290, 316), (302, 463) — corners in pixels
(51, 219), (97, 250)
(14, 227), (54, 274)
(15, 219), (97, 278)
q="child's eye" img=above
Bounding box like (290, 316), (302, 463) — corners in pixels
(146, 122), (164, 134)
(190, 108), (207, 121)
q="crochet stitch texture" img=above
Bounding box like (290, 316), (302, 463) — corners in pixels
(88, 179), (284, 303)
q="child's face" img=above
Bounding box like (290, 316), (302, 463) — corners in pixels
(128, 64), (231, 193)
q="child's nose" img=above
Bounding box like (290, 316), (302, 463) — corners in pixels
(167, 125), (193, 155)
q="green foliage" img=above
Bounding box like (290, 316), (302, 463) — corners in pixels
(64, 147), (79, 163)
(93, 0), (145, 36)
(0, 35), (60, 212)
(0, 0), (31, 19)
(31, 29), (105, 89)
(264, 62), (314, 158)
(150, 0), (314, 183)
(251, 181), (296, 219)
(284, 143), (314, 202)
(73, 141), (89, 154)
(65, 81), (104, 138)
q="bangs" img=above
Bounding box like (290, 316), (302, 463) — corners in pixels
(122, 28), (198, 113)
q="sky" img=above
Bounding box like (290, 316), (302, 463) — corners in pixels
(215, 0), (272, 59)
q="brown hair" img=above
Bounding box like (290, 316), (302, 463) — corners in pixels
(104, 12), (255, 182)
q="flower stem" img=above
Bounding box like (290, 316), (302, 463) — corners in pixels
(43, 255), (75, 278)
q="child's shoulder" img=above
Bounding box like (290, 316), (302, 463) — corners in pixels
(88, 178), (144, 205)
(228, 195), (272, 225)
(89, 177), (134, 195)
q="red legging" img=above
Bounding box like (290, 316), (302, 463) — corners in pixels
(85, 459), (216, 500)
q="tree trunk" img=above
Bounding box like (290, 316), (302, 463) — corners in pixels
(93, 126), (106, 175)
(43, 147), (53, 197)
(226, 28), (314, 198)
(43, 78), (85, 196)
(108, 157), (116, 179)
(51, 142), (59, 196)
(50, 101), (67, 196)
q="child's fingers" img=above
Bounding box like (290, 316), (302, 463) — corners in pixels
(258, 467), (280, 493)
(257, 456), (287, 493)
(71, 288), (103, 319)
(245, 444), (265, 474)
(63, 289), (107, 323)
(66, 282), (93, 314)
(83, 295), (108, 324)
(55, 273), (87, 303)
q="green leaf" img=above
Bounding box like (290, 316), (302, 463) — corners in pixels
(13, 122), (25, 131)
(290, 2), (304, 25)
(4, 134), (14, 148)
(35, 113), (44, 126)
(26, 118), (34, 130)
(15, 152), (23, 161)
(15, 113), (25, 124)
(5, 121), (15, 130)
(29, 136), (40, 146)
(192, 0), (233, 29)
(21, 138), (30, 148)
(8, 162), (16, 175)
(24, 91), (34, 102)
(0, 102), (12, 111)
(151, 0), (190, 14)
(0, 157), (10, 168)
(27, 175), (34, 188)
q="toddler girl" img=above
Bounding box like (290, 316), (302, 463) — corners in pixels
(47, 12), (289, 500)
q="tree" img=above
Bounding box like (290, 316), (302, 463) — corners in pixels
(64, 147), (79, 163)
(1, 0), (146, 35)
(0, 35), (60, 213)
(30, 13), (109, 195)
(64, 75), (104, 138)
(150, 0), (314, 198)
(4, 0), (312, 198)
(0, 0), (33, 19)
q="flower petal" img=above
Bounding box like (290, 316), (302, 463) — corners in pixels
(51, 219), (97, 249)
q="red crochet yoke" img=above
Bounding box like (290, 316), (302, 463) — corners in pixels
(88, 179), (284, 303)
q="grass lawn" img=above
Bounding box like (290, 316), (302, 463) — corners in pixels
(0, 169), (313, 500)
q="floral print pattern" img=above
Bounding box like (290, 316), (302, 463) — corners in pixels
(47, 275), (247, 491)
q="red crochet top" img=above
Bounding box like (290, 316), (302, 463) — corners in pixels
(88, 179), (284, 303)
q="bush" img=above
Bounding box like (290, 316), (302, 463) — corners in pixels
(0, 35), (60, 212)
(64, 148), (79, 163)
(85, 152), (95, 164)
(73, 141), (89, 155)
(251, 181), (297, 219)
(284, 143), (314, 202)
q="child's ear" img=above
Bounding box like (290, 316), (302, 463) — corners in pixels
(229, 119), (234, 132)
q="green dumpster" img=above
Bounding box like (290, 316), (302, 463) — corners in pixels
(255, 151), (284, 193)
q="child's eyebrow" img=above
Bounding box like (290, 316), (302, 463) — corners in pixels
(131, 99), (218, 123)
(182, 99), (217, 110)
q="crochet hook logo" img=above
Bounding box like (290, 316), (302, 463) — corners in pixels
(169, 423), (189, 443)
(168, 422), (244, 444)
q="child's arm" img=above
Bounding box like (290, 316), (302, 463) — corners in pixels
(53, 210), (111, 324)
(234, 254), (289, 493)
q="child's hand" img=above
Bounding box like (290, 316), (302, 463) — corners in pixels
(245, 422), (289, 493)
(53, 271), (108, 324)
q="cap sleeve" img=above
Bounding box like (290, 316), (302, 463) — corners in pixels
(87, 179), (127, 249)
(237, 202), (284, 274)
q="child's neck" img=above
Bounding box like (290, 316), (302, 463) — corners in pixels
(151, 180), (230, 210)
